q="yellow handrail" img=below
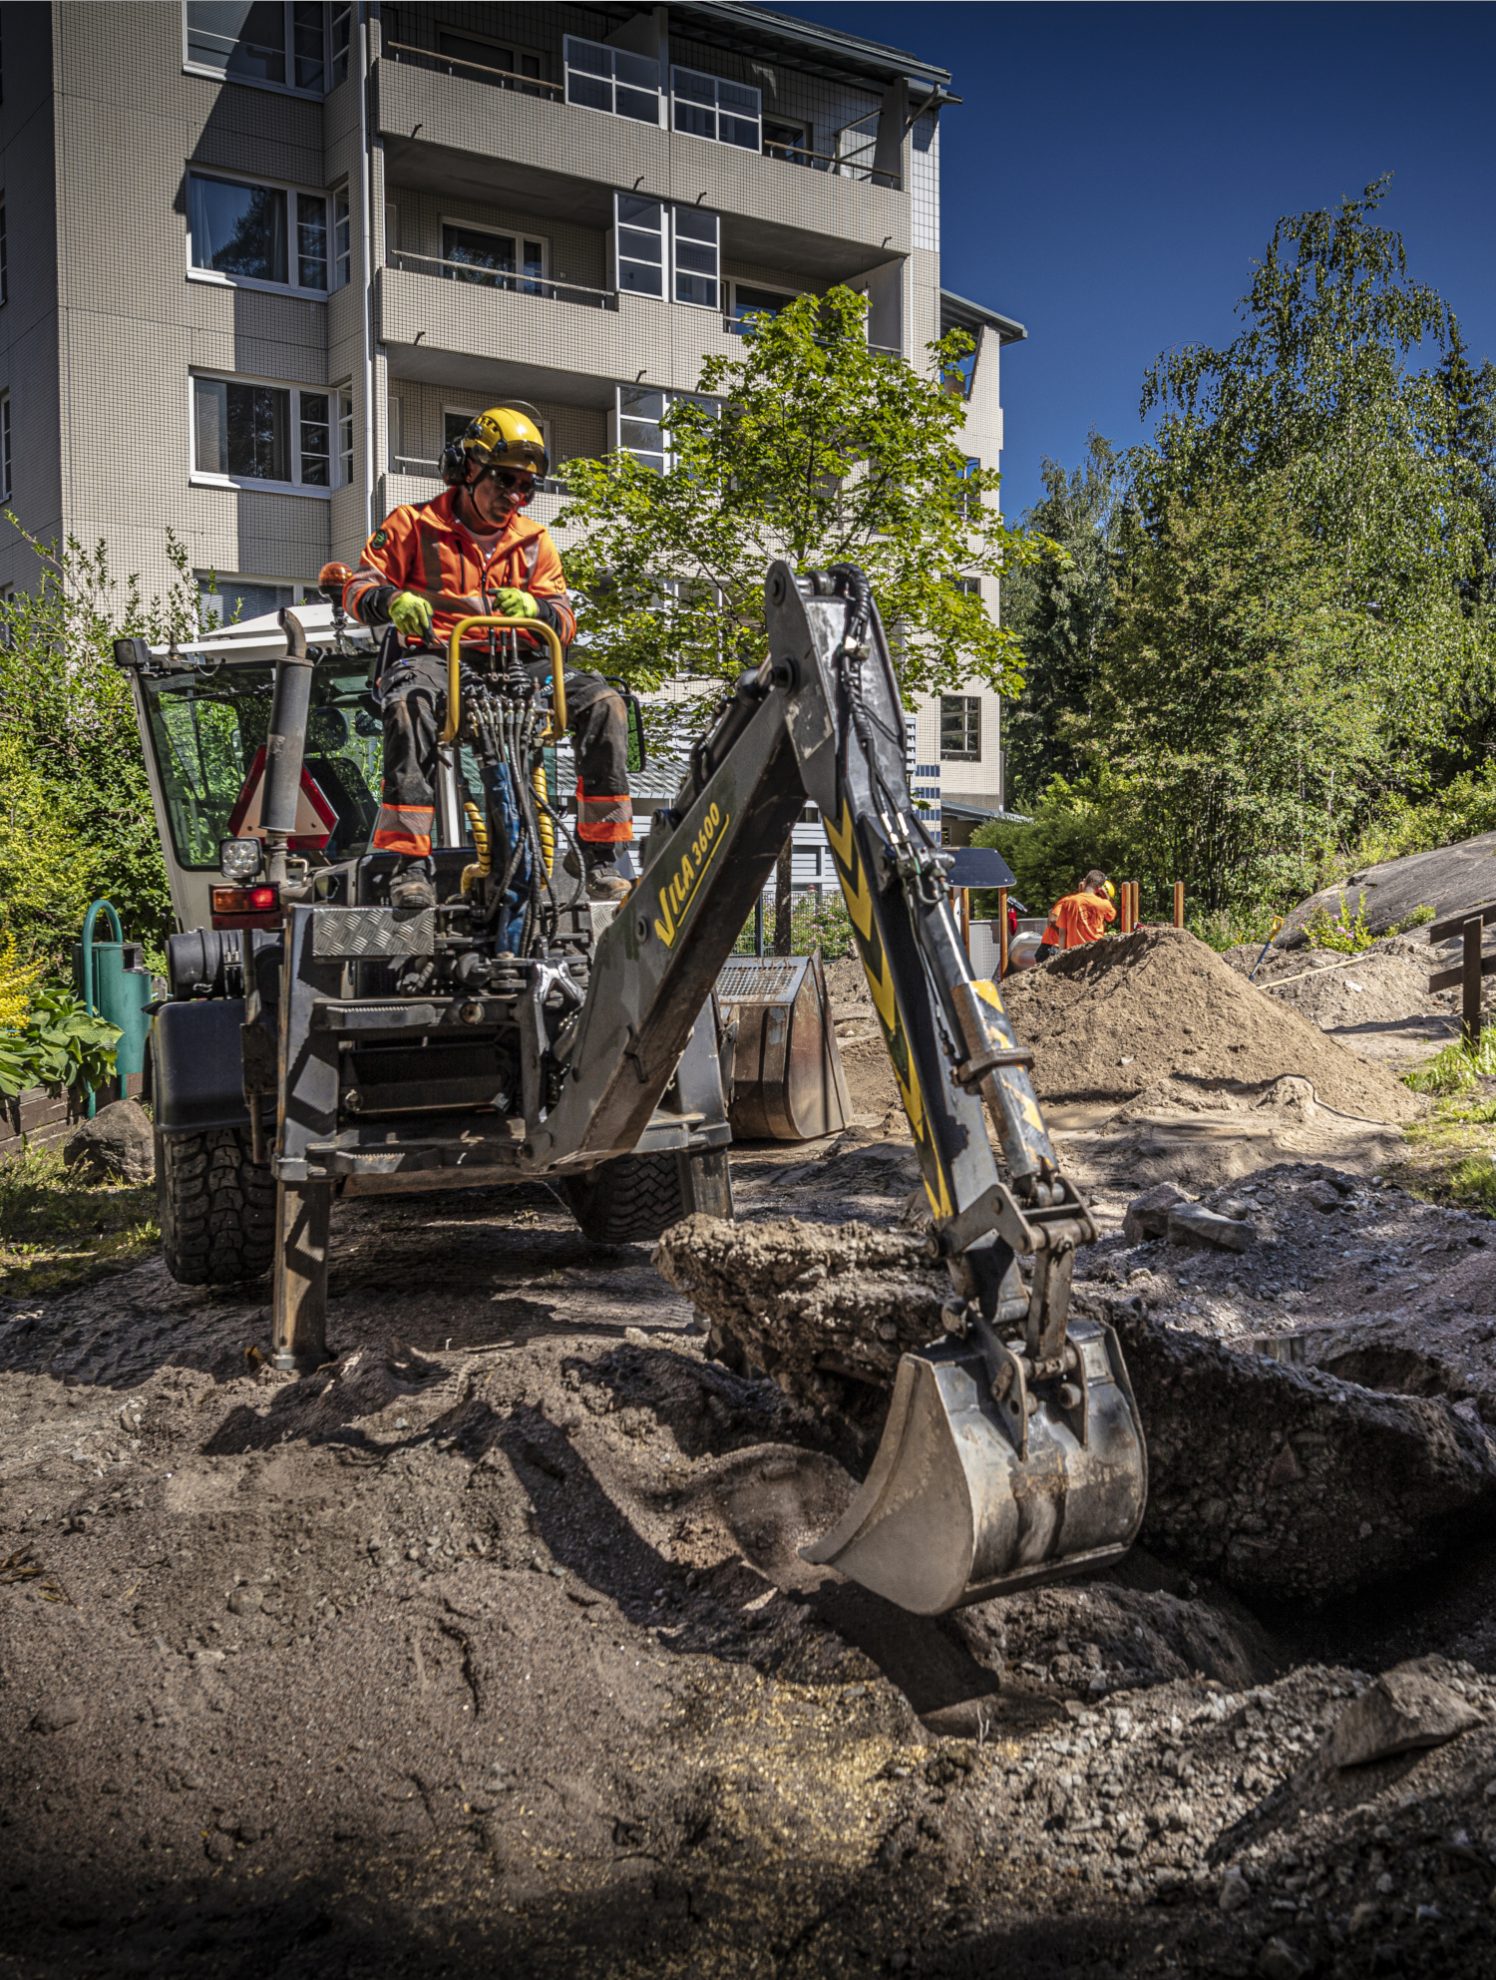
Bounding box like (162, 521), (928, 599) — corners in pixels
(439, 616), (567, 745)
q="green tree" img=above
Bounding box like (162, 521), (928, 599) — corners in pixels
(0, 528), (198, 966)
(1092, 178), (1490, 909)
(556, 286), (1045, 701)
(998, 433), (1124, 807)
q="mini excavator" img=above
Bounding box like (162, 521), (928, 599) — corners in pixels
(117, 563), (1146, 1616)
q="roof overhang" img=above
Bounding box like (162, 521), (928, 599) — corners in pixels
(941, 290), (1028, 346)
(673, 3), (954, 91)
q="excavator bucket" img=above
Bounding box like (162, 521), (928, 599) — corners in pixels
(716, 953), (851, 1142)
(803, 1317), (1147, 1614)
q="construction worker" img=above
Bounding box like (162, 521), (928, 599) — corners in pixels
(1037, 869), (1117, 961)
(344, 406), (633, 908)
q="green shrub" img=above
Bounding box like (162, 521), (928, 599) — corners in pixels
(1405, 1031), (1496, 1095)
(1305, 892), (1374, 954)
(0, 983), (120, 1099)
(1388, 903), (1436, 934)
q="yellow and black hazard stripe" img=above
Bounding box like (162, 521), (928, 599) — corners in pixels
(824, 802), (953, 1220)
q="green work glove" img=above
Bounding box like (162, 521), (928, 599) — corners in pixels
(389, 590), (433, 638)
(493, 587), (539, 620)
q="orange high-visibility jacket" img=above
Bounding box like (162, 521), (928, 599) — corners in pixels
(343, 488), (577, 651)
(1040, 889), (1117, 951)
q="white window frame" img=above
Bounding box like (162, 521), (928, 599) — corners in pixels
(189, 371), (341, 497)
(669, 64), (761, 150)
(0, 392), (10, 503)
(940, 694), (983, 764)
(615, 387), (711, 474)
(563, 34), (662, 125)
(182, 2), (334, 98)
(438, 216), (548, 290)
(333, 183), (351, 290)
(335, 382), (354, 490)
(185, 166), (344, 298)
(671, 207), (720, 311)
(612, 194), (720, 310)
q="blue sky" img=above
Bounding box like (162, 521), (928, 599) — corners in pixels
(766, 2), (1496, 519)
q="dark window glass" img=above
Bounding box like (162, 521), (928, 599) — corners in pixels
(187, 2), (288, 85)
(195, 378), (291, 482)
(188, 174), (288, 284)
(940, 695), (982, 762)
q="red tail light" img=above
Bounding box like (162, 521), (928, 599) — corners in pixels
(211, 883), (281, 927)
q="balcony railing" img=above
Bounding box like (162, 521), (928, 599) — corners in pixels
(379, 37), (901, 190)
(387, 249), (618, 311)
(382, 37), (562, 100)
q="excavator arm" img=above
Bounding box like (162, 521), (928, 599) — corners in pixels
(529, 565), (1147, 1613)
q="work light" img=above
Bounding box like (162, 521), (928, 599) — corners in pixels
(219, 837), (263, 882)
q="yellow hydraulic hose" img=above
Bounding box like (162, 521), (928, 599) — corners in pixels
(533, 763), (554, 876)
(460, 801), (491, 896)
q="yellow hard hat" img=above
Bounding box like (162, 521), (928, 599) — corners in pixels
(1103, 880), (1117, 902)
(442, 404), (548, 483)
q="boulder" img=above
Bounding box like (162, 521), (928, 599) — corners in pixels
(1167, 1203), (1254, 1252)
(1123, 1182), (1190, 1241)
(63, 1099), (153, 1184)
(1325, 1660), (1484, 1769)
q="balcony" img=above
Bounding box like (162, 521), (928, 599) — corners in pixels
(379, 256), (747, 402)
(375, 44), (909, 267)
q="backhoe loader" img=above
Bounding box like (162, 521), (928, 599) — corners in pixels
(115, 563), (1146, 1616)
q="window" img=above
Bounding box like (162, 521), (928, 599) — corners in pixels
(958, 456), (980, 517)
(615, 194), (664, 299)
(185, 2), (334, 93)
(388, 395), (403, 463)
(616, 388), (709, 474)
(940, 695), (982, 763)
(187, 170), (346, 294)
(333, 184), (351, 289)
(564, 35), (660, 124)
(191, 374), (342, 492)
(441, 221), (545, 293)
(942, 322), (982, 398)
(670, 65), (760, 150)
(196, 572), (315, 625)
(0, 393), (10, 502)
(728, 282), (794, 334)
(612, 194), (719, 309)
(336, 385), (353, 488)
(330, 2), (351, 86)
(672, 208), (719, 309)
(763, 116), (811, 165)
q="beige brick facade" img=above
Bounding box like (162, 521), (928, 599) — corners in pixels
(0, 2), (1020, 821)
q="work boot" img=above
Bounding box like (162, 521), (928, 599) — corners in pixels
(389, 859), (437, 911)
(583, 852), (631, 903)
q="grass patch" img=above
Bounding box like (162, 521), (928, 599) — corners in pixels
(0, 1143), (157, 1294)
(1392, 1057), (1496, 1214)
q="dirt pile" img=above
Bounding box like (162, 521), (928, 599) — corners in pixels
(999, 926), (1421, 1121)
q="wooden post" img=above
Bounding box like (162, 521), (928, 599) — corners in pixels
(1131, 881), (1141, 928)
(997, 887), (1009, 978)
(271, 1180), (333, 1372)
(1173, 881), (1185, 929)
(1120, 883), (1135, 935)
(959, 886), (971, 958)
(1463, 915), (1484, 1047)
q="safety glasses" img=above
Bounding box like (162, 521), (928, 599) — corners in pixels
(488, 466), (536, 499)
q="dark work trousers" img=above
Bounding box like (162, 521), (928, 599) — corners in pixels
(371, 645), (633, 862)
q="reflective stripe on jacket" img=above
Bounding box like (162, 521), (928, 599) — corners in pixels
(344, 488), (577, 650)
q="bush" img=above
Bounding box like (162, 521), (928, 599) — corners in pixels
(1305, 892), (1375, 954)
(0, 982), (120, 1099)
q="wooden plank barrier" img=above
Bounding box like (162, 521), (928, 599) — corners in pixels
(1173, 881), (1185, 929)
(997, 887), (1010, 978)
(1427, 906), (1496, 1046)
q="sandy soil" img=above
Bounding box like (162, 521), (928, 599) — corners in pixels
(3, 931), (1495, 1977)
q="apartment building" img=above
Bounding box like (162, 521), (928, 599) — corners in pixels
(0, 1), (1023, 848)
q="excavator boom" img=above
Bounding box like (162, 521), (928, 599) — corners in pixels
(528, 565), (1147, 1612)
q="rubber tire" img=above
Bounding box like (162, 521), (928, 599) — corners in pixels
(555, 1151), (689, 1245)
(156, 1124), (275, 1286)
